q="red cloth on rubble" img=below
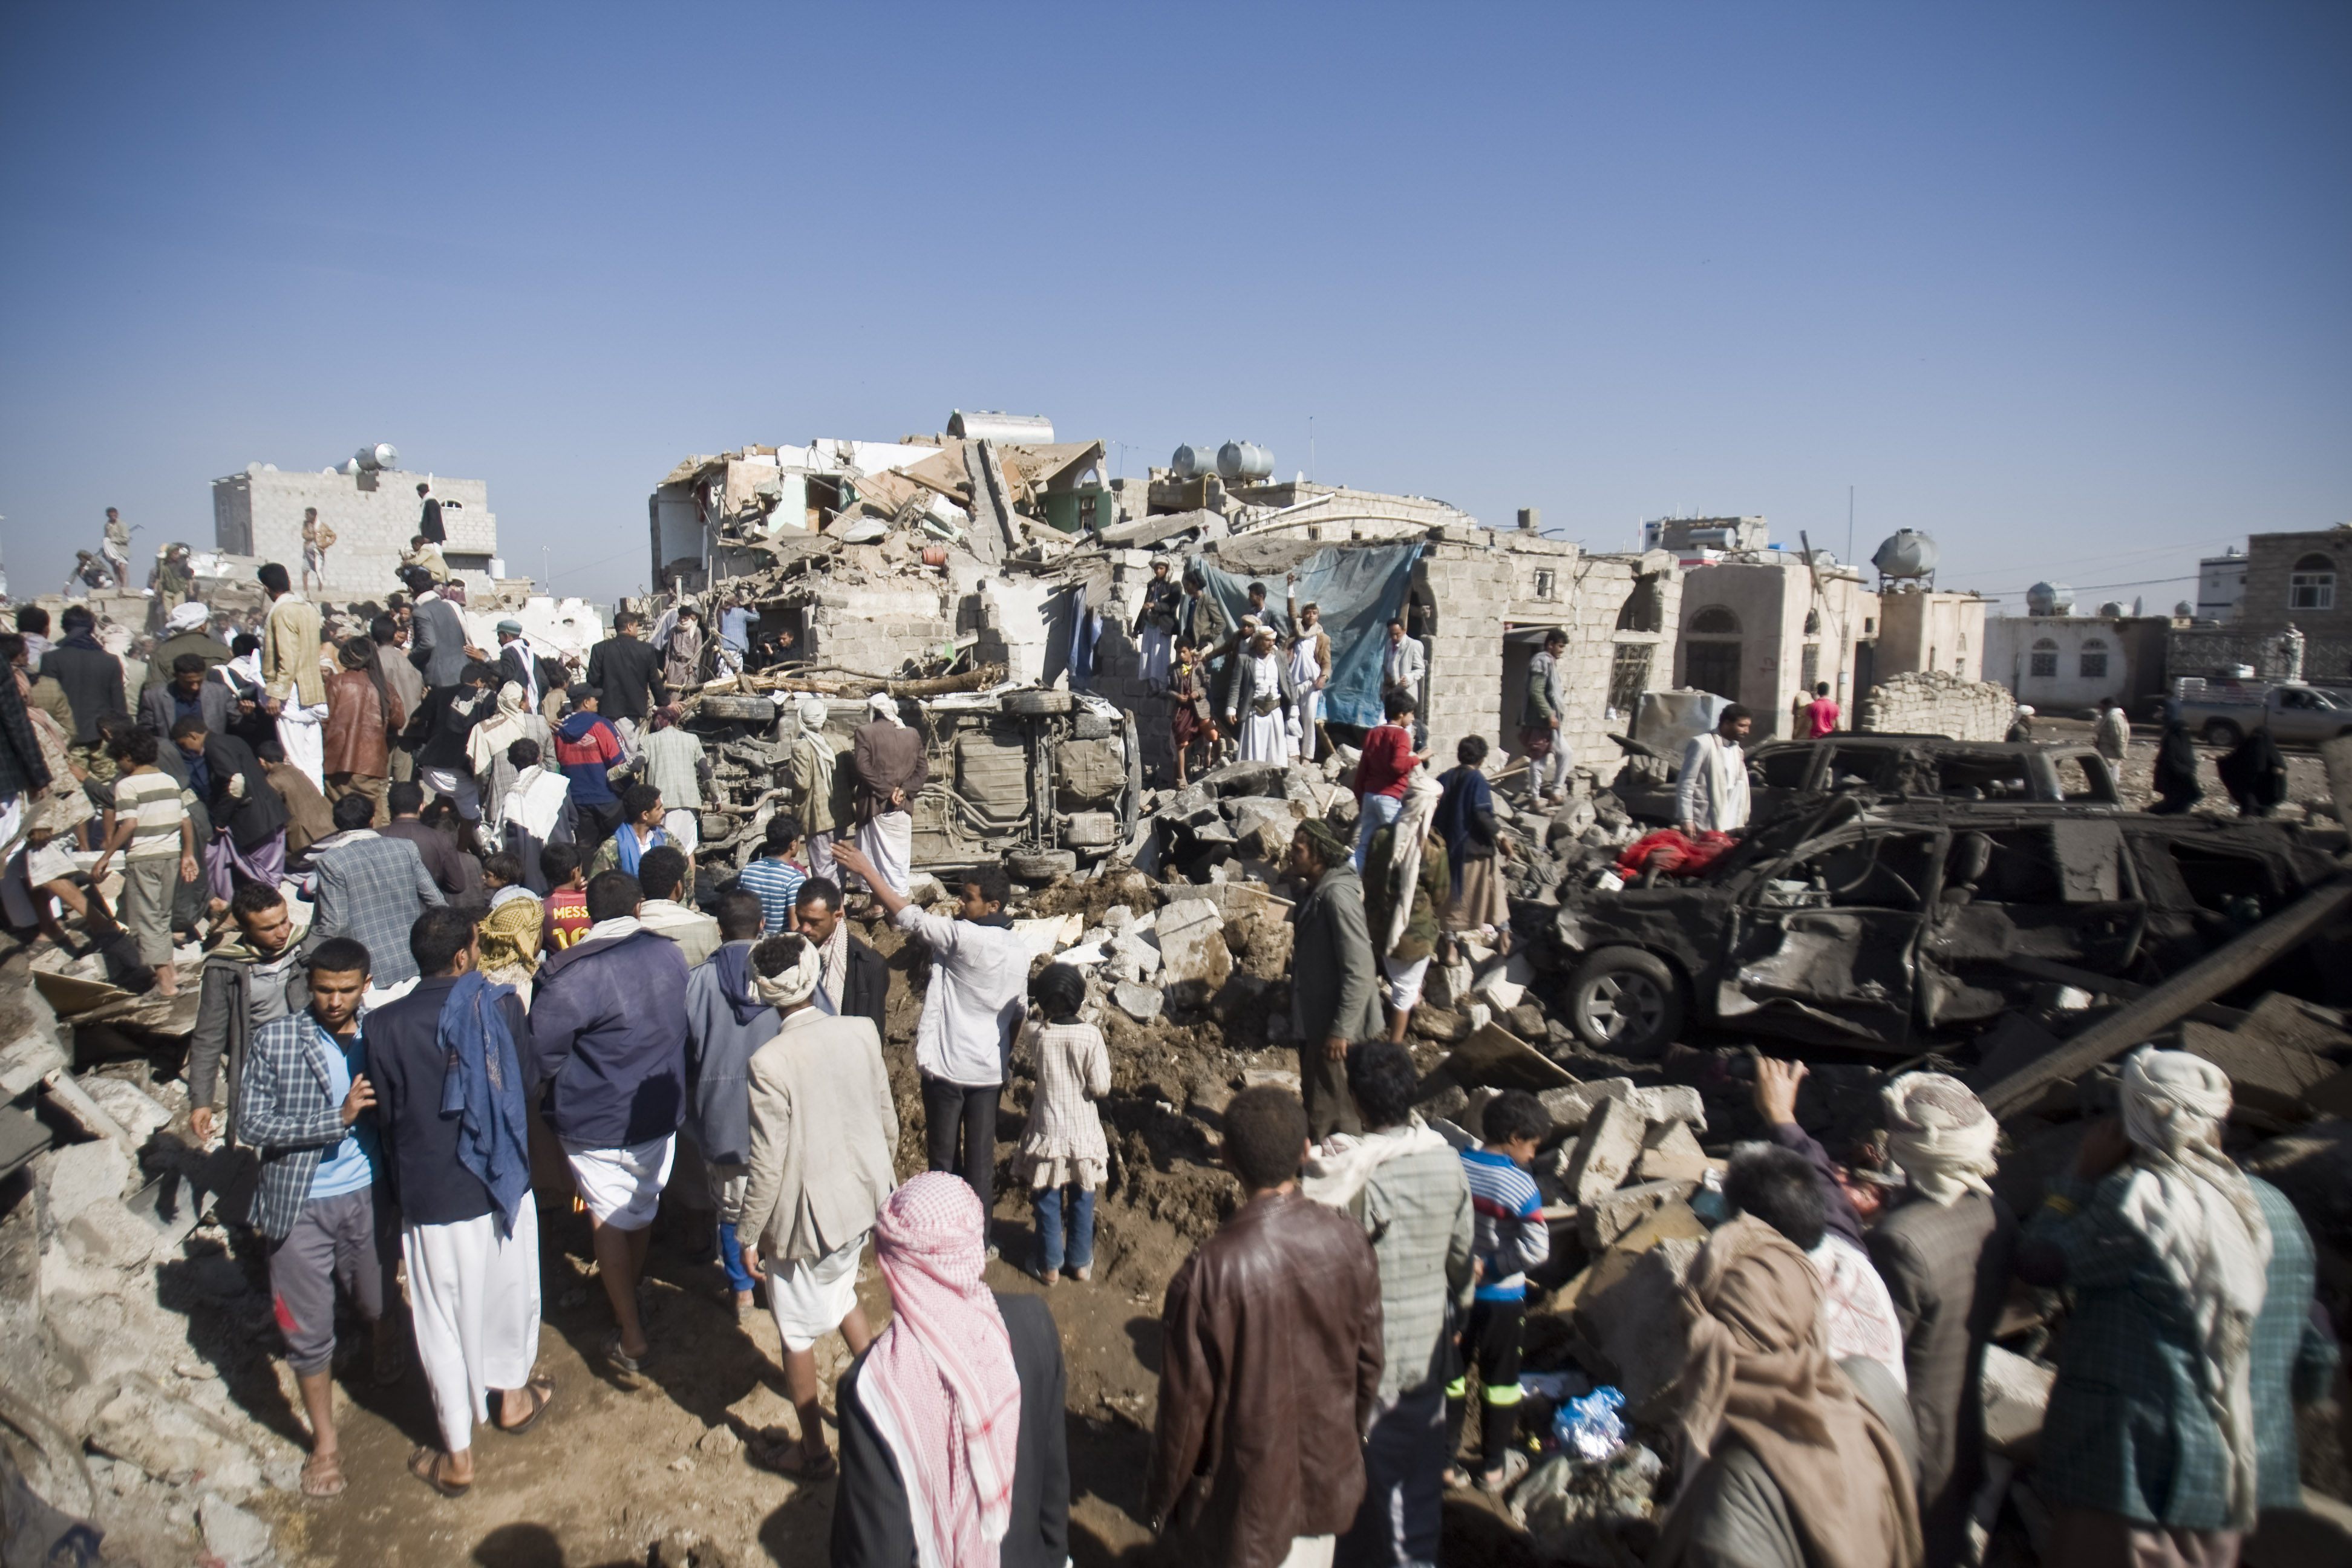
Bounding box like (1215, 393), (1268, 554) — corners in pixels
(1613, 828), (1736, 881)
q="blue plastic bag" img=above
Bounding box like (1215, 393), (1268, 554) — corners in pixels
(1553, 1385), (1627, 1462)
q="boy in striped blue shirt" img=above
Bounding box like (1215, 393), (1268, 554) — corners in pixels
(1449, 1089), (1553, 1492)
(736, 815), (807, 935)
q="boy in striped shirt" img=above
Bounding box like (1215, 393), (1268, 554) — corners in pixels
(92, 727), (197, 998)
(1449, 1089), (1553, 1492)
(736, 815), (806, 935)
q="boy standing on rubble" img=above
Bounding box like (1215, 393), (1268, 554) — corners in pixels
(239, 936), (403, 1498)
(1449, 1089), (1552, 1495)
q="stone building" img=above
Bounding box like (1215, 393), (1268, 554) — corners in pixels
(211, 460), (503, 598)
(1874, 586), (1987, 683)
(1671, 556), (1878, 737)
(1984, 613), (2175, 714)
(2169, 526), (2352, 686)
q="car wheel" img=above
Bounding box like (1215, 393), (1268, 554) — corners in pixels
(2201, 719), (2241, 747)
(1003, 689), (1074, 716)
(1568, 947), (1684, 1060)
(1008, 849), (1078, 883)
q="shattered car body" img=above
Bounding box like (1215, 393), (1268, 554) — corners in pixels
(1549, 795), (2342, 1057)
(683, 683), (1142, 880)
(1609, 734), (2122, 827)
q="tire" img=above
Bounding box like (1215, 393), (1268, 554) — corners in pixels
(1073, 711), (1114, 740)
(1008, 849), (1078, 883)
(2201, 718), (2242, 747)
(1567, 947), (1684, 1060)
(1002, 689), (1074, 716)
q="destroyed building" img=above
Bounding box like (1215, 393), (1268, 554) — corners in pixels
(645, 419), (1691, 863)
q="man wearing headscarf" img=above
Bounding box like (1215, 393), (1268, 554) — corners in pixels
(1649, 1215), (1924, 1568)
(789, 693), (843, 881)
(2017, 1048), (2287, 1564)
(1870, 1073), (2016, 1565)
(146, 598), (229, 687)
(467, 682), (544, 843)
(151, 543), (196, 627)
(1362, 771), (1447, 1045)
(736, 932), (899, 1481)
(834, 1173), (1070, 1568)
(851, 691), (925, 898)
(322, 638), (405, 828)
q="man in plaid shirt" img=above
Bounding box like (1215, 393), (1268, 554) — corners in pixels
(238, 936), (401, 1498)
(301, 792), (444, 996)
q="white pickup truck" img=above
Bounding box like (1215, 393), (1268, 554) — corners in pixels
(2170, 681), (2352, 747)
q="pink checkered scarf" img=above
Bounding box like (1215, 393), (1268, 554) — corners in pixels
(864, 1174), (1023, 1568)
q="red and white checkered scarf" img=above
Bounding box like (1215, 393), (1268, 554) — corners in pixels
(863, 1174), (1022, 1568)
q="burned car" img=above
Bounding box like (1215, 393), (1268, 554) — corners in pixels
(684, 683), (1142, 881)
(1550, 796), (2341, 1059)
(1609, 734), (2122, 827)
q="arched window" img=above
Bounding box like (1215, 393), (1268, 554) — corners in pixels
(1688, 606), (1740, 635)
(2079, 636), (2109, 679)
(2029, 638), (2059, 679)
(1684, 606), (1740, 700)
(2292, 554), (2336, 612)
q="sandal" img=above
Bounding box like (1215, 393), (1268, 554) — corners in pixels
(408, 1446), (471, 1498)
(300, 1452), (346, 1498)
(496, 1378), (556, 1436)
(1442, 1466), (1474, 1492)
(601, 1334), (648, 1377)
(763, 1443), (837, 1482)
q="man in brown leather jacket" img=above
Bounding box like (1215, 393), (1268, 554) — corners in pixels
(1148, 1087), (1385, 1568)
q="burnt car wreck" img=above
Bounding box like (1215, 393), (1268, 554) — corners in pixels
(1546, 794), (2348, 1060)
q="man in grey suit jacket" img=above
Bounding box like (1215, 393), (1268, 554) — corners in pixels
(1284, 818), (1382, 1140)
(406, 580), (474, 692)
(141, 653), (234, 742)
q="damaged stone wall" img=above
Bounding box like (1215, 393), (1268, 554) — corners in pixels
(1857, 670), (2016, 740)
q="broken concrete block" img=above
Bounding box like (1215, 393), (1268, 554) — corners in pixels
(1155, 900), (1233, 1002)
(2180, 995), (2352, 1120)
(1539, 1077), (1635, 1133)
(1567, 1097), (1645, 1206)
(1981, 1345), (2056, 1459)
(1429, 1116), (1475, 1151)
(1574, 1235), (1702, 1414)
(1504, 1002), (1548, 1039)
(1636, 1120), (1711, 1184)
(43, 1138), (131, 1227)
(1424, 961), (1474, 1013)
(1625, 1083), (1707, 1133)
(1410, 1007), (1470, 1044)
(200, 1492), (275, 1567)
(1580, 1177), (1699, 1249)
(1112, 982), (1165, 1022)
(1227, 796), (1306, 860)
(1241, 1067), (1301, 1093)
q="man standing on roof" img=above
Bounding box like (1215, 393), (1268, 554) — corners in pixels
(100, 508), (132, 589)
(417, 482), (445, 544)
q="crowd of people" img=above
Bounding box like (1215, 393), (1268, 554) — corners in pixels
(1, 542), (2342, 1567)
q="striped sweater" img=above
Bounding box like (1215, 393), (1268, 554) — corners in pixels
(1461, 1146), (1549, 1302)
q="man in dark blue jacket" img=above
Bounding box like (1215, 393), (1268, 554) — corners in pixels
(530, 869), (690, 1376)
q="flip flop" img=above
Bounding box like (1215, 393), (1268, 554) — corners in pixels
(601, 1334), (648, 1379)
(299, 1453), (346, 1498)
(759, 1441), (836, 1482)
(495, 1378), (556, 1436)
(408, 1446), (471, 1498)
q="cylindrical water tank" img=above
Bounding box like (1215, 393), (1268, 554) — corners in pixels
(2027, 582), (2076, 616)
(354, 442), (398, 471)
(2097, 601), (2128, 618)
(947, 410), (1054, 444)
(1871, 528), (1939, 580)
(1217, 440), (1273, 483)
(1172, 444), (1218, 479)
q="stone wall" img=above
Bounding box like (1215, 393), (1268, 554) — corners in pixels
(1857, 671), (2015, 740)
(2169, 626), (2352, 687)
(802, 579), (955, 677)
(211, 467), (497, 598)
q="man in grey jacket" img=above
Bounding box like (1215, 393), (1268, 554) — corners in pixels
(683, 890), (781, 1313)
(1286, 819), (1382, 1140)
(188, 881), (308, 1146)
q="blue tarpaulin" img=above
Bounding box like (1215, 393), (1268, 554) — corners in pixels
(1192, 544), (1422, 730)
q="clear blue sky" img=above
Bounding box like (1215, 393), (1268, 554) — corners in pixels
(4, 2), (2346, 612)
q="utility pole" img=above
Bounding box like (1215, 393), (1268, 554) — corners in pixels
(1846, 485), (1855, 567)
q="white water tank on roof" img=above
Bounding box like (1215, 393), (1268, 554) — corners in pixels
(2027, 582), (2075, 616)
(948, 410), (1054, 444)
(354, 442), (398, 471)
(1872, 528), (1939, 580)
(1217, 441), (1273, 483)
(2097, 601), (2127, 618)
(1172, 444), (1218, 479)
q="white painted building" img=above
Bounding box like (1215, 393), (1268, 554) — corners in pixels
(2197, 547), (2247, 622)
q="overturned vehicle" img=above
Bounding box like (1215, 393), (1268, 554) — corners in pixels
(1608, 733), (2123, 828)
(1546, 795), (2345, 1059)
(682, 681), (1143, 882)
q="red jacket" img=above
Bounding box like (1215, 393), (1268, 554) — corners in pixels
(1353, 724), (1415, 800)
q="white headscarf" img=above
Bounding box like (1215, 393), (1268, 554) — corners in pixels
(752, 935), (824, 1010)
(1379, 770), (1444, 958)
(1881, 1073), (1998, 1206)
(166, 601), (211, 635)
(2115, 1048), (2273, 1529)
(794, 693), (829, 731)
(866, 691), (906, 728)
